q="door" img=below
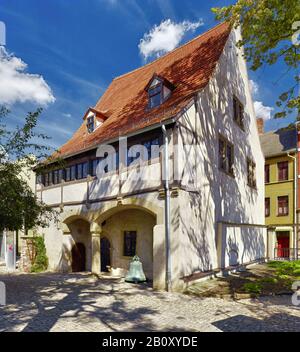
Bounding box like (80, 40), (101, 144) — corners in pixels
(101, 237), (111, 272)
(277, 233), (290, 258)
(71, 243), (86, 272)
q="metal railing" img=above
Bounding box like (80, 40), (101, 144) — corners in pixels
(274, 248), (300, 261)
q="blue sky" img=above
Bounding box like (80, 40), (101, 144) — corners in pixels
(0, 0), (296, 150)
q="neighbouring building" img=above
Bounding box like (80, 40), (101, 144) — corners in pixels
(35, 23), (265, 291)
(260, 125), (299, 260)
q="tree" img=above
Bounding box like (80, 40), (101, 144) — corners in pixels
(212, 0), (300, 119)
(0, 106), (57, 232)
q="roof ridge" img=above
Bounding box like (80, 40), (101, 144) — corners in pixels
(112, 22), (229, 82)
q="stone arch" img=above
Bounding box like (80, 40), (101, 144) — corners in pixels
(59, 210), (92, 272)
(93, 197), (163, 225)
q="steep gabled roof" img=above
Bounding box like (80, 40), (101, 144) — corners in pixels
(260, 128), (297, 158)
(58, 22), (231, 158)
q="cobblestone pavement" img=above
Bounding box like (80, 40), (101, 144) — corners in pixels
(0, 272), (299, 332)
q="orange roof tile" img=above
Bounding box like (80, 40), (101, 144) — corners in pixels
(58, 22), (231, 158)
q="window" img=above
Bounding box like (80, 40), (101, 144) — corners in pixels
(76, 162), (88, 180)
(219, 137), (234, 175)
(247, 159), (257, 188)
(149, 84), (163, 109)
(92, 159), (99, 176)
(87, 115), (95, 133)
(44, 173), (49, 187)
(36, 174), (43, 185)
(233, 96), (244, 129)
(144, 137), (160, 160)
(265, 198), (270, 217)
(278, 196), (289, 216)
(70, 165), (76, 181)
(48, 171), (53, 186)
(123, 231), (137, 257)
(58, 169), (64, 183)
(278, 161), (288, 181)
(265, 164), (270, 184)
(53, 170), (59, 185)
(65, 167), (71, 182)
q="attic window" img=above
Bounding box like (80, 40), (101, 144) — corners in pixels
(149, 84), (163, 109)
(87, 115), (95, 133)
(146, 75), (174, 109)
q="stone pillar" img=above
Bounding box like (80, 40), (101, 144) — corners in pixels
(90, 222), (101, 274)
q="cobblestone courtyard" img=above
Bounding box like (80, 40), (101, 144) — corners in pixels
(0, 272), (299, 332)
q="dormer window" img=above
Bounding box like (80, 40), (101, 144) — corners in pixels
(87, 115), (95, 133)
(149, 84), (163, 109)
(145, 74), (175, 110)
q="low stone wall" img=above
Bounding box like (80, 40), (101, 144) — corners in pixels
(19, 237), (36, 272)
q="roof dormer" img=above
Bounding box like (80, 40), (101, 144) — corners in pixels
(83, 107), (108, 134)
(145, 74), (175, 109)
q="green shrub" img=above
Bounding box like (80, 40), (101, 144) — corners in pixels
(260, 277), (278, 284)
(243, 282), (262, 295)
(30, 236), (48, 273)
(267, 261), (300, 277)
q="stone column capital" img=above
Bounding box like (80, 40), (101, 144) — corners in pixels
(90, 222), (102, 237)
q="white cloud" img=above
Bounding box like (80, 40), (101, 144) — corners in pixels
(249, 79), (273, 120)
(254, 101), (274, 121)
(139, 19), (204, 60)
(62, 113), (72, 118)
(0, 48), (55, 106)
(249, 79), (259, 97)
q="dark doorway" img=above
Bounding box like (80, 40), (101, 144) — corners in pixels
(277, 232), (290, 258)
(101, 237), (111, 272)
(71, 242), (86, 272)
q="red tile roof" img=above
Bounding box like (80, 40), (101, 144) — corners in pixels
(58, 22), (231, 158)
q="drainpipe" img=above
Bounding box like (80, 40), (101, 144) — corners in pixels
(287, 152), (298, 259)
(161, 124), (171, 291)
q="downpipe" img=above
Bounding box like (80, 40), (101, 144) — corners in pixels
(162, 124), (172, 292)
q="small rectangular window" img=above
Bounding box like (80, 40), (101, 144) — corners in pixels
(65, 167), (71, 182)
(219, 137), (234, 175)
(77, 163), (83, 179)
(58, 169), (64, 183)
(44, 173), (49, 187)
(278, 196), (289, 216)
(149, 85), (162, 109)
(48, 171), (53, 186)
(233, 96), (244, 129)
(265, 164), (270, 184)
(70, 165), (76, 181)
(265, 198), (270, 217)
(278, 161), (288, 181)
(247, 159), (257, 188)
(87, 116), (95, 133)
(92, 159), (99, 176)
(83, 162), (88, 178)
(53, 170), (59, 185)
(36, 174), (43, 185)
(123, 231), (137, 257)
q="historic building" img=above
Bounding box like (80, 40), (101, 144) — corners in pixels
(260, 126), (299, 260)
(35, 23), (265, 291)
